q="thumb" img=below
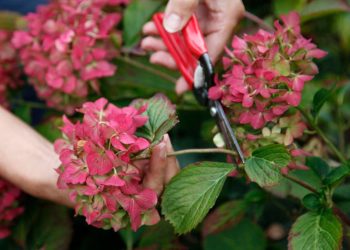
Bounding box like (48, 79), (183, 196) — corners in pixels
(163, 0), (199, 33)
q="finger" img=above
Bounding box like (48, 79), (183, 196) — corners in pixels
(141, 36), (168, 52)
(150, 51), (178, 70)
(203, 0), (245, 63)
(143, 141), (167, 196)
(175, 77), (190, 94)
(142, 21), (159, 36)
(164, 0), (199, 33)
(163, 134), (180, 184)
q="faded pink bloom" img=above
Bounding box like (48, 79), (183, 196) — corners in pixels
(12, 0), (128, 113)
(0, 179), (24, 239)
(55, 98), (159, 231)
(210, 11), (326, 129)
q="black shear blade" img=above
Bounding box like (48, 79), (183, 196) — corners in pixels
(213, 101), (245, 164)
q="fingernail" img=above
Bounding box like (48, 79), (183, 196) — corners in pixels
(163, 13), (182, 33)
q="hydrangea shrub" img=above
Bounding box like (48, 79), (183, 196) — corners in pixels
(55, 96), (178, 231)
(12, 0), (129, 113)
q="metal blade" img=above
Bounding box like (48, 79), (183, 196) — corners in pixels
(212, 101), (245, 164)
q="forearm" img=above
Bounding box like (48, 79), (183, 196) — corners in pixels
(0, 107), (72, 207)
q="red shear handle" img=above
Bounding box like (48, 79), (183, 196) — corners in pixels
(152, 13), (208, 89)
(182, 15), (208, 58)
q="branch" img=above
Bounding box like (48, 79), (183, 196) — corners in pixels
(283, 174), (317, 193)
(133, 148), (238, 161)
(243, 11), (274, 32)
(333, 207), (350, 227)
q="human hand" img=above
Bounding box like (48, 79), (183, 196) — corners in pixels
(135, 134), (180, 196)
(141, 0), (245, 94)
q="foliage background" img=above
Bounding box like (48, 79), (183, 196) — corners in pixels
(0, 0), (350, 249)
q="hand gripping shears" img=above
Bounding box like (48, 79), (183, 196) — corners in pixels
(152, 13), (245, 164)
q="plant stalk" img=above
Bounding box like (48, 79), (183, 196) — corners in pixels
(283, 174), (317, 193)
(244, 11), (274, 32)
(298, 107), (347, 164)
(133, 148), (238, 161)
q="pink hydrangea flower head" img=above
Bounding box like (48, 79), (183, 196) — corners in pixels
(55, 98), (160, 231)
(12, 0), (128, 113)
(210, 11), (327, 129)
(0, 178), (24, 239)
(0, 30), (21, 107)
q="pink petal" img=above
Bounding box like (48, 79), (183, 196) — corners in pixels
(135, 188), (158, 209)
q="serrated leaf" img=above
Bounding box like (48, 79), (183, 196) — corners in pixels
(306, 156), (330, 180)
(204, 219), (266, 250)
(245, 157), (282, 187)
(123, 0), (163, 47)
(202, 200), (246, 237)
(161, 161), (235, 234)
(288, 210), (342, 250)
(245, 144), (291, 187)
(252, 144), (291, 167)
(324, 164), (350, 186)
(311, 85), (336, 118)
(136, 95), (178, 145)
(301, 0), (350, 22)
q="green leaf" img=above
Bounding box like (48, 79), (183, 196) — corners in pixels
(202, 200), (246, 237)
(252, 144), (291, 167)
(311, 85), (336, 118)
(12, 105), (31, 124)
(302, 193), (323, 211)
(306, 157), (330, 180)
(35, 117), (62, 142)
(100, 57), (177, 101)
(245, 157), (282, 187)
(273, 0), (307, 15)
(138, 220), (177, 249)
(288, 210), (342, 250)
(268, 169), (323, 199)
(123, 0), (163, 47)
(245, 144), (291, 187)
(0, 11), (23, 31)
(324, 164), (350, 186)
(136, 94), (178, 145)
(12, 200), (72, 250)
(162, 161), (235, 234)
(204, 219), (266, 250)
(301, 0), (350, 23)
(334, 13), (350, 54)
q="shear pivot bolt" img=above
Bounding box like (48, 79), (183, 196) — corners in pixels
(210, 107), (217, 117)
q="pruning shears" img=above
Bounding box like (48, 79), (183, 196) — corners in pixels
(152, 13), (245, 164)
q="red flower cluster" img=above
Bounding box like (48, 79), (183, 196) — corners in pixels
(0, 30), (21, 107)
(0, 178), (24, 239)
(55, 98), (160, 231)
(12, 0), (128, 113)
(209, 12), (327, 129)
